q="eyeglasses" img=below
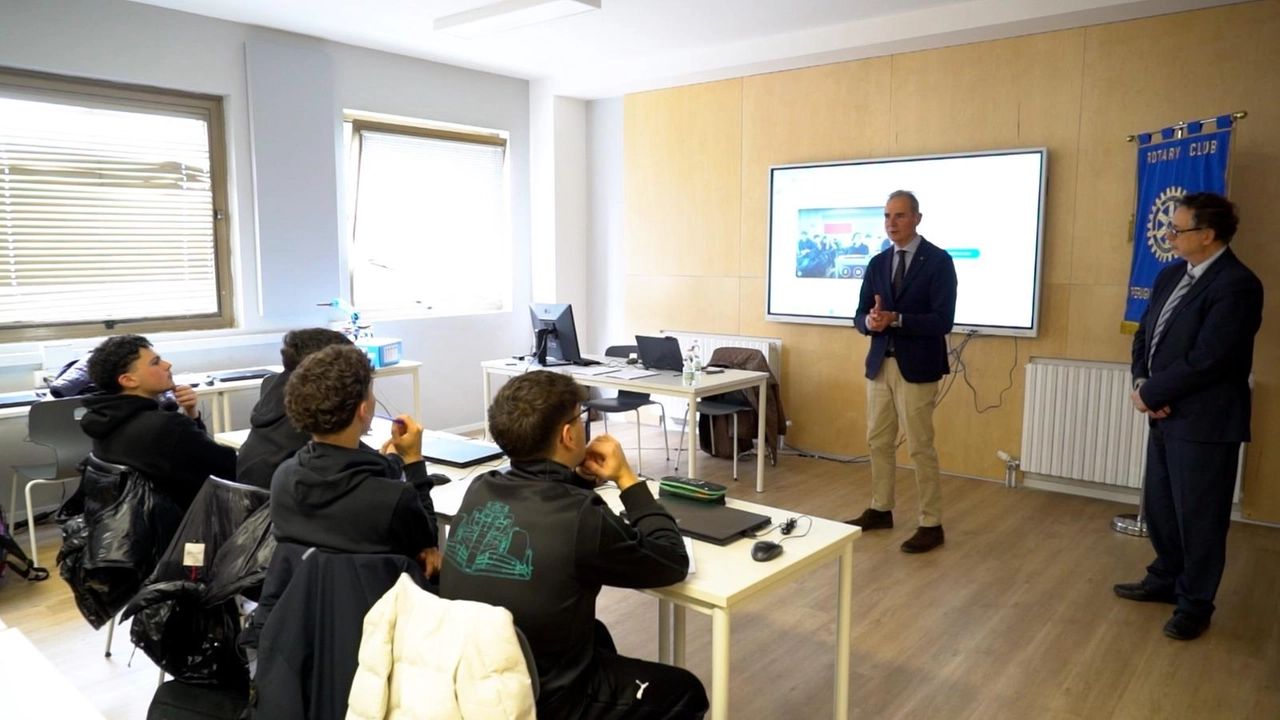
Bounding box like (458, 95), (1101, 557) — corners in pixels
(566, 407), (590, 426)
(1166, 225), (1206, 238)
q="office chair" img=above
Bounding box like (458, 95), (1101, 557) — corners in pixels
(9, 396), (91, 567)
(581, 345), (669, 474)
(673, 396), (753, 482)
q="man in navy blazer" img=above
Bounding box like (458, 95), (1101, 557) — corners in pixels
(1115, 192), (1263, 640)
(848, 191), (957, 553)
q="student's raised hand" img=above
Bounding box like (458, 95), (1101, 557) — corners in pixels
(418, 547), (442, 578)
(173, 384), (200, 419)
(581, 434), (639, 491)
(385, 415), (424, 464)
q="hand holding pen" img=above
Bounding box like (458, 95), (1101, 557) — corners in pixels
(380, 414), (424, 463)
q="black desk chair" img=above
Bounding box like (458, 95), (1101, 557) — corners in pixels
(581, 345), (669, 475)
(673, 396), (752, 482)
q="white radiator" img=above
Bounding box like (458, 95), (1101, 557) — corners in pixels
(642, 331), (783, 430)
(657, 330), (782, 374)
(1021, 358), (1244, 502)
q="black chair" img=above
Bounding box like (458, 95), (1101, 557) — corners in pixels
(581, 345), (669, 475)
(673, 396), (753, 482)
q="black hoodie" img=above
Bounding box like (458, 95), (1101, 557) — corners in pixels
(235, 372), (308, 490)
(80, 394), (238, 510)
(269, 441), (438, 556)
(439, 460), (688, 707)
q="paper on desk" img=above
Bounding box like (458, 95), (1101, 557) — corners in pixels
(684, 536), (696, 575)
(610, 368), (658, 380)
(570, 366), (619, 376)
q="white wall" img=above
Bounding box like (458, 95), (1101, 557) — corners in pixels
(586, 97), (627, 352)
(0, 0), (531, 512)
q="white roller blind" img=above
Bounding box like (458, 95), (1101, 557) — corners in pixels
(0, 96), (219, 329)
(350, 129), (509, 314)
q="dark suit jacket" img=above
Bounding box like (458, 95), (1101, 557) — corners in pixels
(855, 237), (958, 382)
(1132, 247), (1263, 443)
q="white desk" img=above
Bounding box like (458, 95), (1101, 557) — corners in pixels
(481, 359), (773, 491)
(0, 627), (107, 719)
(214, 416), (505, 513)
(597, 481), (858, 720)
(1, 360), (423, 433)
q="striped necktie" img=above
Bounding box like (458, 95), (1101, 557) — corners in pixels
(1149, 270), (1194, 363)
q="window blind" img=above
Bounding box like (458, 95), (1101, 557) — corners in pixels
(0, 96), (219, 329)
(350, 129), (508, 314)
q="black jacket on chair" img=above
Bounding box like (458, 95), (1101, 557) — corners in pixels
(854, 238), (958, 383)
(236, 372), (309, 490)
(251, 549), (430, 720)
(81, 394), (237, 510)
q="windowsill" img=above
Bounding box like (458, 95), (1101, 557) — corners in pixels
(0, 328), (288, 369)
(357, 305), (510, 323)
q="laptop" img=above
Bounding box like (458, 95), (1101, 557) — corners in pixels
(210, 368), (277, 383)
(635, 335), (684, 372)
(658, 496), (772, 546)
(422, 437), (505, 468)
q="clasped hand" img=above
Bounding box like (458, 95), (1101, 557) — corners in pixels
(1129, 389), (1170, 419)
(866, 294), (898, 333)
(576, 434), (640, 491)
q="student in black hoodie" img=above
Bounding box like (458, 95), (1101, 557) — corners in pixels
(269, 343), (440, 573)
(236, 328), (350, 489)
(440, 370), (708, 720)
(80, 334), (237, 510)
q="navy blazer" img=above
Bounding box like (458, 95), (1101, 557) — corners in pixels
(1132, 247), (1263, 444)
(855, 237), (958, 383)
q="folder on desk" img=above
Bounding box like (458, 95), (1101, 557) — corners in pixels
(421, 437), (504, 468)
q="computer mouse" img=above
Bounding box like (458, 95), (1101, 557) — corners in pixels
(751, 540), (784, 562)
(626, 357), (639, 365)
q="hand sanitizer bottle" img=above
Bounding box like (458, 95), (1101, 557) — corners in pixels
(682, 354), (695, 385)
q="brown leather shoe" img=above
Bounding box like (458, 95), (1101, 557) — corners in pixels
(901, 525), (944, 553)
(846, 508), (893, 530)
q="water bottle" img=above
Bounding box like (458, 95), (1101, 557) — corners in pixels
(691, 342), (703, 374)
(682, 354), (695, 385)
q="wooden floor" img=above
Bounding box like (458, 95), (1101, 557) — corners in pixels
(2, 422), (1277, 719)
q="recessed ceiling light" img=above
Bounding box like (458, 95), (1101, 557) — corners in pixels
(435, 0), (602, 39)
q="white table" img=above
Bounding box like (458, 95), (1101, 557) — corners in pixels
(2, 361), (422, 435)
(0, 627), (107, 719)
(598, 481), (858, 720)
(215, 416), (505, 513)
(481, 359), (773, 491)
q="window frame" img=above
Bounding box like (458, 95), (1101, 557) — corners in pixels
(0, 67), (233, 343)
(344, 115), (511, 320)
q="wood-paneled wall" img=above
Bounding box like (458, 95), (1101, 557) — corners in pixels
(624, 1), (1280, 521)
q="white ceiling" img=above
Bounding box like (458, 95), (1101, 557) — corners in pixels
(123, 0), (1241, 98)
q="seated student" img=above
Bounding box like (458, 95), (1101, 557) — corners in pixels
(440, 370), (708, 720)
(236, 327), (350, 489)
(270, 343), (440, 571)
(80, 334), (237, 510)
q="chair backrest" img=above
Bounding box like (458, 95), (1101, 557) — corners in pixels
(605, 345), (638, 359)
(28, 397), (92, 478)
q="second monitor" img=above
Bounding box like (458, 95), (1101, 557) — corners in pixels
(528, 303), (599, 367)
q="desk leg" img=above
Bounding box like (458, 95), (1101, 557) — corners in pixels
(657, 599), (672, 664)
(220, 393), (232, 433)
(756, 377), (767, 493)
(412, 366), (422, 420)
(710, 607), (730, 720)
(688, 396), (699, 480)
(672, 605), (687, 668)
(481, 370), (491, 440)
(834, 543), (853, 720)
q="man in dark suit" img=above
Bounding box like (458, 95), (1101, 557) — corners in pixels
(1115, 192), (1263, 640)
(848, 191), (958, 553)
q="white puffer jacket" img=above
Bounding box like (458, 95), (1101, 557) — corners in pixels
(346, 574), (537, 720)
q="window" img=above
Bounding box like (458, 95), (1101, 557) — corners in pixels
(0, 69), (232, 342)
(345, 117), (510, 316)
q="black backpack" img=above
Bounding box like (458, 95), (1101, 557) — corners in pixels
(0, 502), (50, 585)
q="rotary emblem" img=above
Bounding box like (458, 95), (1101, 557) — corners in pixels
(1145, 186), (1185, 262)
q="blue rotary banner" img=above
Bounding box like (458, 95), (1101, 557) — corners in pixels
(1124, 117), (1233, 325)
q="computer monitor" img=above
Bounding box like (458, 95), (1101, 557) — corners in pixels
(529, 303), (587, 367)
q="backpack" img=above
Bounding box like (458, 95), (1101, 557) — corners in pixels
(0, 502), (50, 585)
